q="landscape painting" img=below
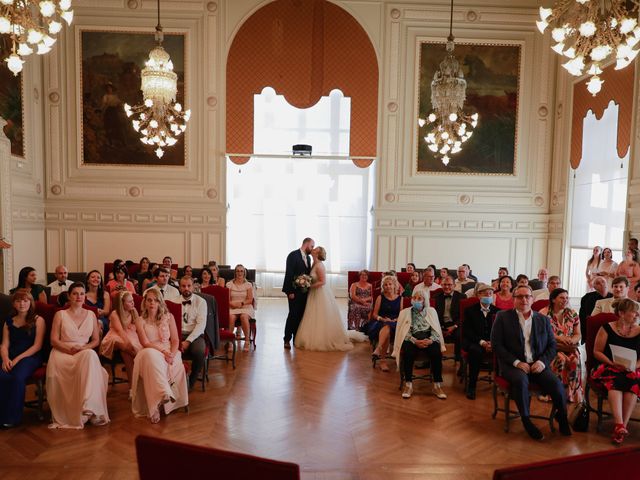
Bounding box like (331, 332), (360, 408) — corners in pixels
(416, 42), (520, 174)
(80, 30), (186, 166)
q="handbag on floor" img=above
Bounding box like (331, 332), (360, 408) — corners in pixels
(570, 401), (589, 432)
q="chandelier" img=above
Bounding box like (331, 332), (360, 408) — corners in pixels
(537, 0), (640, 96)
(418, 0), (478, 166)
(0, 0), (73, 76)
(123, 0), (190, 158)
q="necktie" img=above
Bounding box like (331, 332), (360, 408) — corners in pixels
(58, 282), (66, 287)
(306, 255), (311, 267)
(182, 300), (191, 305)
(160, 289), (165, 297)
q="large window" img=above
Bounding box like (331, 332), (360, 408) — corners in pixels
(568, 100), (628, 298)
(227, 88), (374, 290)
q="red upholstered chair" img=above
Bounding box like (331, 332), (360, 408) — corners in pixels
(48, 294), (58, 306)
(202, 285), (236, 369)
(132, 293), (143, 314)
(164, 300), (182, 337)
(531, 299), (549, 312)
(491, 353), (556, 433)
(492, 446), (640, 479)
(585, 312), (622, 432)
(24, 302), (59, 420)
(136, 435), (300, 479)
(458, 297), (482, 388)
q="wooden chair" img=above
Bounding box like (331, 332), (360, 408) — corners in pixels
(493, 446), (640, 479)
(136, 435), (300, 479)
(491, 354), (556, 433)
(202, 285), (236, 369)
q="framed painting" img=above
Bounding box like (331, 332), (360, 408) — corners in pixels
(0, 36), (24, 158)
(416, 41), (521, 175)
(80, 30), (187, 166)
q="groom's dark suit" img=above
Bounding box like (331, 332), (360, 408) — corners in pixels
(490, 309), (567, 418)
(282, 248), (311, 343)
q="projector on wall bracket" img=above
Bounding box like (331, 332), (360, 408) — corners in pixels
(292, 144), (312, 156)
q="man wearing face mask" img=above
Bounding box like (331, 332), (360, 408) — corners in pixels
(462, 283), (499, 399)
(393, 291), (447, 399)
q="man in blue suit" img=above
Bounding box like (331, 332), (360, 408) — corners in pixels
(282, 237), (314, 349)
(490, 284), (571, 440)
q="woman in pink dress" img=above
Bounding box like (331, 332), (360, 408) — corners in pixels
(227, 264), (255, 351)
(46, 282), (110, 429)
(131, 287), (188, 423)
(99, 290), (143, 384)
(615, 249), (640, 288)
(105, 266), (136, 297)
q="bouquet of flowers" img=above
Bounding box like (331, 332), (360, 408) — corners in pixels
(293, 274), (313, 293)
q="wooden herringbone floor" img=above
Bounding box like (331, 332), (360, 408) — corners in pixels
(0, 298), (631, 479)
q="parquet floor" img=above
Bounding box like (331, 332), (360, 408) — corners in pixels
(0, 299), (631, 479)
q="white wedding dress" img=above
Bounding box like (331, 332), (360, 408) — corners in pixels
(295, 262), (365, 351)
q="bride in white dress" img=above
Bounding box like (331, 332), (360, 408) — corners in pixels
(295, 247), (365, 351)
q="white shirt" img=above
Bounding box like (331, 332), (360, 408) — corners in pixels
(515, 310), (535, 365)
(532, 288), (549, 301)
(454, 278), (474, 293)
(145, 283), (180, 301)
(592, 297), (639, 315)
(179, 294), (207, 343)
(412, 282), (441, 301)
(300, 249), (308, 268)
(47, 279), (73, 296)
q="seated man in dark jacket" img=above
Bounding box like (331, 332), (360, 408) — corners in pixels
(462, 283), (499, 399)
(490, 285), (570, 440)
(578, 276), (611, 344)
(433, 276), (463, 362)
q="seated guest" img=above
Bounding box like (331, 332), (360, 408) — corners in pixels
(592, 276), (638, 315)
(615, 248), (640, 287)
(182, 265), (194, 278)
(592, 298), (640, 444)
(47, 265), (73, 296)
(106, 266), (136, 296)
(532, 275), (561, 301)
(632, 281), (640, 302)
(210, 264), (227, 287)
(515, 274), (529, 287)
(491, 285), (571, 440)
(540, 289), (583, 403)
(162, 256), (179, 283)
(393, 291), (446, 399)
(579, 276), (611, 343)
(405, 263), (416, 273)
(433, 276), (462, 361)
(177, 277), (207, 388)
(145, 267), (179, 300)
(436, 267), (450, 285)
(462, 283), (499, 399)
(529, 268), (548, 291)
(99, 291), (142, 384)
(0, 291), (45, 427)
(85, 270), (111, 334)
(403, 270), (421, 297)
(498, 267), (509, 278)
(454, 265), (474, 293)
(348, 270), (373, 331)
(369, 275), (402, 372)
(412, 266), (441, 300)
(107, 258), (124, 282)
(137, 256), (151, 279)
(227, 264), (255, 352)
(494, 276), (515, 310)
(46, 282), (109, 428)
(10, 267), (47, 303)
(132, 287), (188, 423)
(139, 264), (157, 294)
(464, 263), (478, 282)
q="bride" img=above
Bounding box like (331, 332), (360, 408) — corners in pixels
(295, 247), (364, 351)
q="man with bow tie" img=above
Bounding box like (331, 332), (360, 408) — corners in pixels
(282, 237), (314, 349)
(178, 276), (207, 389)
(47, 265), (73, 295)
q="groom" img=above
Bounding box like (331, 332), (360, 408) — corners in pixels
(282, 237), (314, 349)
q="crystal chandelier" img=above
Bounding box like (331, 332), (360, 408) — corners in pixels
(537, 0), (640, 96)
(123, 0), (190, 158)
(0, 0), (73, 76)
(418, 0), (478, 166)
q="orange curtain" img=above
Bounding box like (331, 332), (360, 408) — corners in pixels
(226, 0), (378, 167)
(570, 64), (635, 170)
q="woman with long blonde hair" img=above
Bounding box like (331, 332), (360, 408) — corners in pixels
(100, 290), (142, 384)
(131, 287), (188, 423)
